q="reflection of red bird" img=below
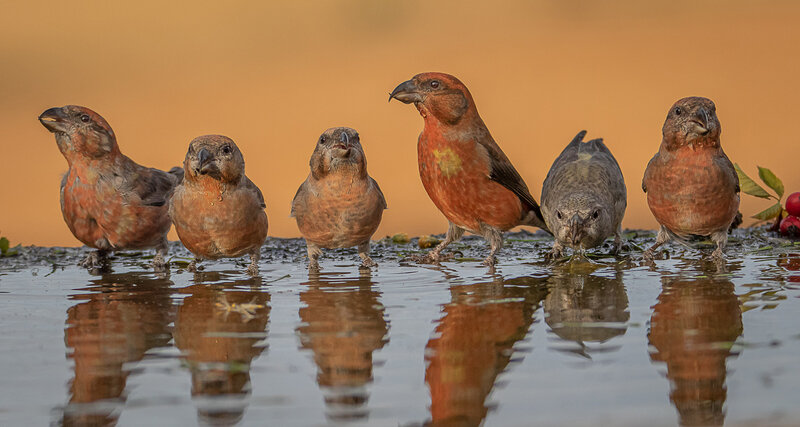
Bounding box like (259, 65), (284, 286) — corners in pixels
(390, 72), (549, 266)
(643, 97), (740, 261)
(169, 135), (268, 274)
(38, 105), (182, 270)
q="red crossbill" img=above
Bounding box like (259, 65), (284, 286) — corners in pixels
(291, 127), (386, 270)
(642, 97), (740, 261)
(389, 72), (550, 266)
(38, 105), (182, 270)
(169, 135), (268, 275)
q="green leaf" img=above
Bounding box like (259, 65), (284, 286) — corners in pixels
(734, 163), (771, 198)
(752, 202), (782, 220)
(757, 166), (784, 198)
(0, 237), (8, 255)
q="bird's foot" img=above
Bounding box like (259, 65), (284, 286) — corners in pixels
(152, 253), (168, 272)
(545, 249), (564, 262)
(187, 259), (199, 272)
(246, 262), (259, 276)
(79, 251), (106, 269)
(481, 255), (497, 267)
(411, 251), (453, 264)
(359, 256), (378, 269)
(711, 248), (726, 262)
(308, 260), (321, 273)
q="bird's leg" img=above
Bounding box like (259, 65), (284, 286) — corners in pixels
(358, 242), (377, 269)
(152, 239), (168, 272)
(246, 250), (260, 275)
(414, 222), (464, 264)
(611, 227), (623, 255)
(481, 225), (503, 267)
(546, 240), (565, 262)
(710, 229), (728, 261)
(187, 258), (202, 272)
(307, 243), (322, 272)
(643, 227), (670, 261)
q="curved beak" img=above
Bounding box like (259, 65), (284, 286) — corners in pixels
(568, 214), (583, 245)
(39, 107), (69, 133)
(691, 107), (710, 135)
(389, 79), (423, 104)
(197, 148), (213, 173)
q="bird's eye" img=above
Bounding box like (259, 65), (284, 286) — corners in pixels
(430, 80), (440, 89)
(592, 210), (600, 219)
(674, 107), (682, 116)
(318, 136), (325, 144)
(556, 211), (563, 220)
(80, 114), (90, 123)
(222, 145), (231, 154)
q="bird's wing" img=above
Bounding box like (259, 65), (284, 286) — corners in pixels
(476, 134), (549, 232)
(290, 181), (307, 217)
(131, 167), (181, 207)
(244, 176), (266, 209)
(370, 177), (388, 210)
(714, 149), (740, 194)
(642, 154), (659, 193)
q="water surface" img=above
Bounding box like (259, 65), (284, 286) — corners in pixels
(1, 234), (799, 426)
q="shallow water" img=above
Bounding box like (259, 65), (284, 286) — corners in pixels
(1, 232), (800, 426)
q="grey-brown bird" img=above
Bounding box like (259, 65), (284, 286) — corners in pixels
(642, 97), (740, 260)
(541, 130), (627, 259)
(389, 72), (550, 266)
(291, 127), (386, 270)
(38, 105), (182, 270)
(169, 135), (268, 274)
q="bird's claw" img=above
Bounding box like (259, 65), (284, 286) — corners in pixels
(411, 251), (453, 264)
(246, 263), (260, 276)
(359, 257), (378, 269)
(481, 256), (497, 267)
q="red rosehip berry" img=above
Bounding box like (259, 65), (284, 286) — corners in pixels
(780, 215), (800, 237)
(786, 192), (800, 217)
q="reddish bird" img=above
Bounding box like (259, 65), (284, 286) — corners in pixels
(291, 127), (386, 270)
(642, 97), (740, 260)
(389, 72), (550, 265)
(169, 135), (268, 274)
(38, 105), (182, 270)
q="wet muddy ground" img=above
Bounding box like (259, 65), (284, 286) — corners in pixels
(1, 228), (800, 426)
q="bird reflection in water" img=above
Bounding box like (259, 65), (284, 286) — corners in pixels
(424, 274), (548, 426)
(295, 270), (388, 421)
(648, 268), (743, 427)
(544, 264), (629, 358)
(173, 272), (270, 425)
(63, 271), (175, 426)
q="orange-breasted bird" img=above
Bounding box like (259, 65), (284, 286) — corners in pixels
(642, 97), (740, 261)
(389, 72), (550, 266)
(38, 105), (182, 270)
(169, 135), (268, 274)
(291, 127), (386, 270)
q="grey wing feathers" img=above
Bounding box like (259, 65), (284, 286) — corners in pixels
(136, 168), (181, 207)
(370, 177), (388, 210)
(244, 177), (266, 209)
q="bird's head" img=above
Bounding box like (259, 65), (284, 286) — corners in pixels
(184, 135), (245, 184)
(38, 105), (118, 159)
(548, 194), (610, 250)
(310, 127), (366, 178)
(662, 97), (721, 149)
(389, 72), (475, 125)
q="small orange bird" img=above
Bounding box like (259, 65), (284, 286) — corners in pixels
(643, 97), (740, 260)
(291, 127), (386, 270)
(389, 72), (550, 266)
(169, 135), (268, 274)
(38, 105), (182, 270)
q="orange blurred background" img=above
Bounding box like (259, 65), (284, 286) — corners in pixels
(2, 0), (799, 246)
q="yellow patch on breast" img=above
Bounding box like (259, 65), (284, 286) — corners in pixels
(577, 152), (593, 161)
(433, 148), (463, 178)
